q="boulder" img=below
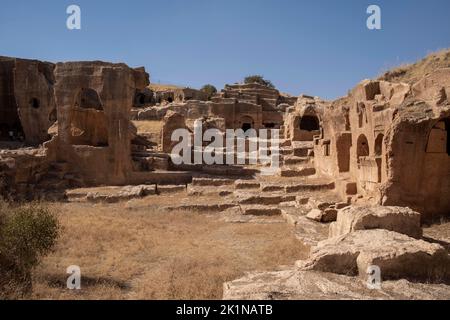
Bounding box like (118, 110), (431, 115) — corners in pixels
(329, 205), (422, 239)
(223, 269), (450, 300)
(306, 208), (337, 223)
(298, 230), (450, 283)
(306, 209), (323, 222)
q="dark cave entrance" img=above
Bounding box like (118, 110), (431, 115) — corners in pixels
(299, 116), (320, 131)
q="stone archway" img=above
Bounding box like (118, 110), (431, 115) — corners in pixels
(357, 134), (369, 163)
(75, 88), (103, 111)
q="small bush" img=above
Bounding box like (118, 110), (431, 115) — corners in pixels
(243, 75), (275, 89)
(200, 84), (217, 100)
(0, 202), (59, 299)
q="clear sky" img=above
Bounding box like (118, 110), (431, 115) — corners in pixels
(1, 0), (449, 99)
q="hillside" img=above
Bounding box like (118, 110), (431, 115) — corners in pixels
(378, 48), (450, 84)
(148, 83), (185, 91)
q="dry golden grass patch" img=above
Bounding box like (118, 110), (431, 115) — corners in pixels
(148, 84), (184, 91)
(31, 200), (308, 300)
(379, 48), (450, 83)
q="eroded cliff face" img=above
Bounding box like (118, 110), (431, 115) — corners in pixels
(53, 61), (149, 185)
(0, 56), (56, 146)
(308, 69), (450, 220)
(0, 58), (149, 198)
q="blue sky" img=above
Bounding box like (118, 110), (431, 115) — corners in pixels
(1, 0), (449, 99)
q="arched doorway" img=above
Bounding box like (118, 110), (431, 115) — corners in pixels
(75, 88), (103, 110)
(357, 134), (369, 163)
(374, 134), (384, 156)
(240, 116), (254, 133)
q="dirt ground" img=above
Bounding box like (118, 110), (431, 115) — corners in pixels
(31, 199), (309, 300)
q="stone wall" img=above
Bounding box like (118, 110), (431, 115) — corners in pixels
(309, 70), (450, 220)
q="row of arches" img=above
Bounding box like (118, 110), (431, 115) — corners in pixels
(356, 133), (384, 159)
(356, 133), (385, 184)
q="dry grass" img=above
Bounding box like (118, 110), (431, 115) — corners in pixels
(31, 201), (308, 300)
(148, 84), (184, 91)
(378, 48), (450, 83)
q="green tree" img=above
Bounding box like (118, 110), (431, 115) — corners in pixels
(200, 84), (218, 100)
(243, 75), (275, 89)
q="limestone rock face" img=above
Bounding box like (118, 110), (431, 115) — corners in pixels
(161, 111), (189, 153)
(329, 205), (422, 239)
(54, 61), (148, 185)
(223, 269), (450, 300)
(298, 229), (450, 283)
(0, 56), (57, 145)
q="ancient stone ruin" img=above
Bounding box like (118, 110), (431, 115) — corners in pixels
(1, 52), (449, 299)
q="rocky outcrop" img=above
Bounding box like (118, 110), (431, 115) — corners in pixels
(223, 269), (450, 300)
(329, 205), (423, 239)
(0, 56), (56, 145)
(53, 61), (148, 186)
(298, 229), (450, 283)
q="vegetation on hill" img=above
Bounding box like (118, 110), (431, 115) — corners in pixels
(200, 84), (218, 100)
(244, 75), (275, 89)
(379, 49), (450, 84)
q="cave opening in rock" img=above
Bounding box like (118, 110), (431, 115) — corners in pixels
(242, 123), (252, 132)
(0, 97), (24, 143)
(299, 116), (320, 131)
(30, 97), (40, 109)
(137, 93), (146, 105)
(75, 88), (103, 110)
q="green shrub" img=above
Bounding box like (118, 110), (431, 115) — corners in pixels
(200, 84), (217, 100)
(243, 75), (275, 89)
(0, 202), (59, 299)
